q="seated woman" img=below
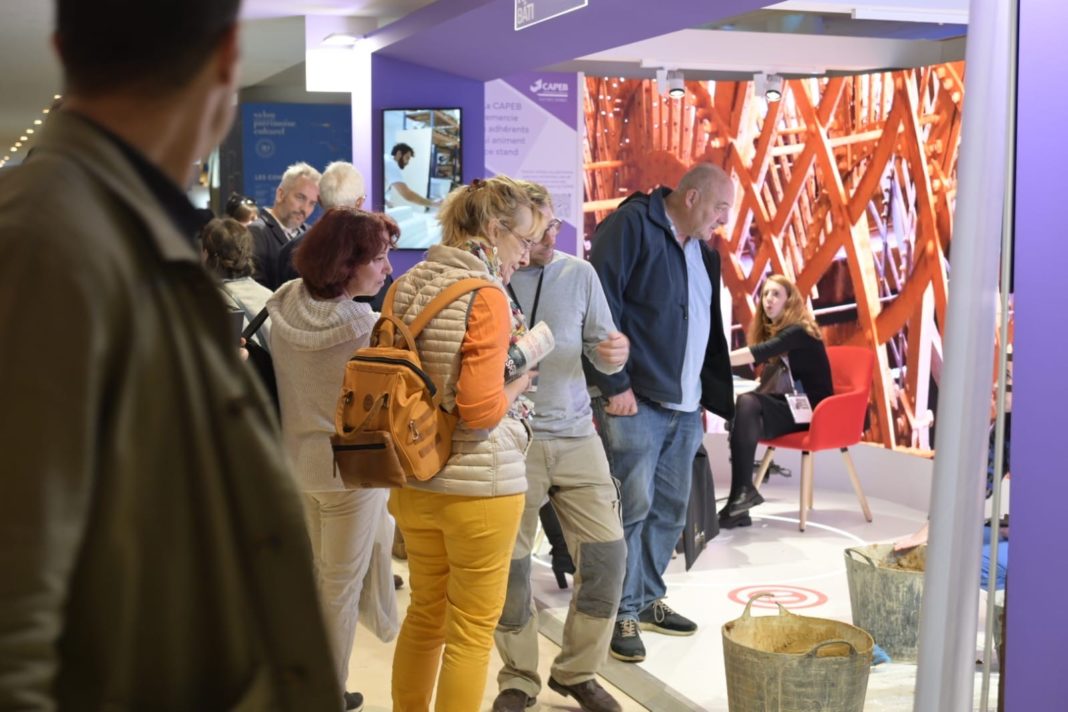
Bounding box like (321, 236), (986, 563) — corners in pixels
(267, 208), (398, 711)
(723, 274), (832, 528)
(387, 176), (541, 712)
(199, 216), (272, 350)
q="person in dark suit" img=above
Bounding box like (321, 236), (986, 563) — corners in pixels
(275, 160), (363, 288)
(249, 161), (320, 289)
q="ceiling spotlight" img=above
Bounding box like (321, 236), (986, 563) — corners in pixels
(19, 136), (27, 141)
(666, 70), (685, 99)
(11, 146), (18, 152)
(34, 119), (42, 125)
(53, 94), (61, 100)
(14, 142), (22, 147)
(765, 74), (784, 101)
(755, 72), (784, 102)
(26, 129), (34, 134)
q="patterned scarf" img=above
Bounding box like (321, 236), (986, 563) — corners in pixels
(461, 238), (533, 421)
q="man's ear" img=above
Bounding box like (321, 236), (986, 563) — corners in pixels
(685, 187), (700, 208)
(275, 185), (286, 206)
(215, 24), (240, 88)
(356, 196), (366, 209)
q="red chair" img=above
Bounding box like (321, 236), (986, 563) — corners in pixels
(753, 345), (875, 531)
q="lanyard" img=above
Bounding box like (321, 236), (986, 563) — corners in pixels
(507, 268), (546, 325)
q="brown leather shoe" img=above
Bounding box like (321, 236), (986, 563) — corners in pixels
(491, 688), (535, 712)
(548, 677), (622, 712)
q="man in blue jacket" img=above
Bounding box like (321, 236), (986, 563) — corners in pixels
(587, 163), (736, 662)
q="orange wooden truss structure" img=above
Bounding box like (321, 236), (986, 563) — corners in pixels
(583, 65), (970, 449)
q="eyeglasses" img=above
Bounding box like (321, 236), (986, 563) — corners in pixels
(501, 222), (537, 252)
(543, 218), (563, 239)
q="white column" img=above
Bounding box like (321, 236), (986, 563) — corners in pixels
(913, 0), (1012, 709)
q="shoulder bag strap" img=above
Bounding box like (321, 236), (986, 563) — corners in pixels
(781, 354), (797, 394)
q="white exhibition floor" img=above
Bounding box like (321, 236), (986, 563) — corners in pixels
(348, 435), (1003, 711)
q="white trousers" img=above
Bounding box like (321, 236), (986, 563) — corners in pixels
(302, 488), (392, 688)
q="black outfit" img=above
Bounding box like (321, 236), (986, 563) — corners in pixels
(275, 232), (303, 288)
(728, 324), (832, 506)
(249, 210), (306, 290)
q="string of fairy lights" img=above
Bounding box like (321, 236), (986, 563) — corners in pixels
(0, 94), (62, 169)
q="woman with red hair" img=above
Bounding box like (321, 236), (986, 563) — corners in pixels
(267, 208), (397, 710)
(723, 274), (833, 528)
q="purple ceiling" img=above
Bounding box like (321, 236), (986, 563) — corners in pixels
(365, 0), (773, 81)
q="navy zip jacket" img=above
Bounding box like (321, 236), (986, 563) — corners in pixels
(585, 187), (735, 420)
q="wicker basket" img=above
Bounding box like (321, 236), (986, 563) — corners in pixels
(722, 593), (873, 712)
(844, 544), (925, 662)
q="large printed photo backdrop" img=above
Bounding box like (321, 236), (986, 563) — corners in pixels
(582, 66), (1009, 450)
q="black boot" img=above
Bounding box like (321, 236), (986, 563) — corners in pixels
(718, 508), (753, 529)
(725, 485), (764, 518)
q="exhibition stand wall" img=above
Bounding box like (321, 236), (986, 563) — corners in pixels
(345, 0), (1066, 708)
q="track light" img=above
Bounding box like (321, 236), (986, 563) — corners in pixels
(667, 70), (685, 99)
(765, 74), (783, 101)
(655, 68), (686, 99)
(755, 72), (784, 102)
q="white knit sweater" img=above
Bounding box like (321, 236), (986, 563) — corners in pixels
(268, 280), (377, 492)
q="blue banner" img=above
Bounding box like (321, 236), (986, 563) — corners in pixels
(241, 103), (352, 222)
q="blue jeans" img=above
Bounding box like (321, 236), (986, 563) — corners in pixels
(592, 396), (704, 620)
(981, 524), (1008, 590)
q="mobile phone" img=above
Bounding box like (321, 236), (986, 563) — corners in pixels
(229, 310), (245, 343)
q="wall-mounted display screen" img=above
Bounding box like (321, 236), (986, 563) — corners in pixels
(382, 108), (462, 249)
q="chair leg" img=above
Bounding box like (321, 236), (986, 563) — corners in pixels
(807, 457), (815, 511)
(799, 451), (813, 532)
(754, 447), (775, 491)
(841, 448), (873, 522)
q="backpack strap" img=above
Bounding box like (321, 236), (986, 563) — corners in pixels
(406, 278), (491, 339)
(381, 280), (400, 318)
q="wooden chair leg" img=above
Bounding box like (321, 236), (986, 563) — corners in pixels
(799, 451), (813, 531)
(841, 448), (873, 522)
(754, 447), (775, 491)
(807, 454), (815, 511)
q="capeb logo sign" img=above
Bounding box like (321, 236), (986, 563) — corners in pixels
(529, 78), (570, 100)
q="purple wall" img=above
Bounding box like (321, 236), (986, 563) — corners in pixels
(371, 54), (486, 274)
(1005, 0), (1068, 707)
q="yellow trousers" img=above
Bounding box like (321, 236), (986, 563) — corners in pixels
(389, 488), (524, 711)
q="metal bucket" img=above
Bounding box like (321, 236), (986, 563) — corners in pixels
(722, 593), (873, 712)
(844, 544), (925, 662)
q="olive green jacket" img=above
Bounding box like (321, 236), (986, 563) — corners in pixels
(0, 112), (340, 710)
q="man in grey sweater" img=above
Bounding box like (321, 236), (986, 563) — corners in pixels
(492, 184), (630, 712)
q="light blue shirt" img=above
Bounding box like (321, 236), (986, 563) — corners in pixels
(661, 236), (711, 412)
